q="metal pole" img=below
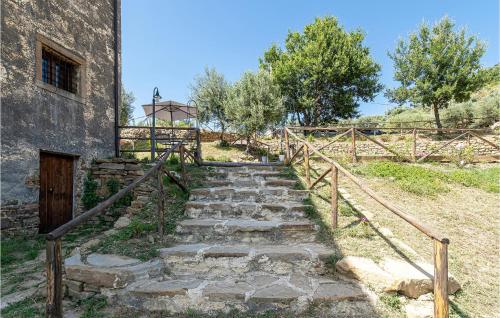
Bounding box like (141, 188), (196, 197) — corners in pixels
(151, 96), (156, 161)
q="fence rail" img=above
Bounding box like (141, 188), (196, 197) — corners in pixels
(45, 131), (200, 317)
(287, 126), (499, 163)
(284, 127), (451, 318)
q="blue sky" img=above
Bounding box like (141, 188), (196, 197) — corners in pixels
(122, 0), (499, 121)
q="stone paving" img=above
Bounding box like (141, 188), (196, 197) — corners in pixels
(64, 164), (380, 316)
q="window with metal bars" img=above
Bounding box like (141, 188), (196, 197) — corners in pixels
(41, 47), (79, 94)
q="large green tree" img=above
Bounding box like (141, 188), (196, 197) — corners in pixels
(190, 67), (230, 141)
(225, 70), (284, 152)
(386, 16), (487, 129)
(120, 86), (135, 126)
(260, 16), (382, 126)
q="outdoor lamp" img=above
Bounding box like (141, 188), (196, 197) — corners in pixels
(153, 87), (161, 102)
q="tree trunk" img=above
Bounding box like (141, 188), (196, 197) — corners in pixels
(433, 103), (443, 129)
(432, 103), (443, 137)
(219, 123), (225, 142)
(245, 135), (251, 153)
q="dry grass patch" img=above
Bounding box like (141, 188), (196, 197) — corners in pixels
(297, 160), (499, 317)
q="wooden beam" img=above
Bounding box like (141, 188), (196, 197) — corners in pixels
(351, 127), (357, 163)
(288, 144), (304, 165)
(434, 240), (449, 318)
(46, 239), (62, 318)
(331, 164), (338, 229)
(157, 168), (165, 239)
(164, 169), (188, 193)
(308, 166), (332, 190)
(468, 131), (500, 150)
(284, 128), (290, 164)
(355, 129), (409, 161)
(304, 144), (311, 188)
(412, 128), (417, 162)
(285, 128), (449, 243)
(417, 132), (469, 162)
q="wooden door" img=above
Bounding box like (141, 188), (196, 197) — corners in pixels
(39, 152), (74, 233)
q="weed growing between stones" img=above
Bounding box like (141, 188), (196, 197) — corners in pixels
(79, 295), (108, 318)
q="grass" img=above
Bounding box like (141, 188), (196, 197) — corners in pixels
(0, 297), (44, 318)
(354, 161), (500, 196)
(80, 296), (108, 318)
(90, 163), (203, 261)
(298, 159), (499, 317)
(1, 235), (44, 270)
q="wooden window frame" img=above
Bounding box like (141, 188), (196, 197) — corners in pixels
(35, 34), (86, 103)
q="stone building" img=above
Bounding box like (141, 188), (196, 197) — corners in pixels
(1, 0), (121, 234)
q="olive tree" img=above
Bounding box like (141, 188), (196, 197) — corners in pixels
(190, 67), (230, 142)
(225, 70), (284, 152)
(386, 16), (487, 129)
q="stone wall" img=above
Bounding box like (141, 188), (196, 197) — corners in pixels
(1, 0), (121, 232)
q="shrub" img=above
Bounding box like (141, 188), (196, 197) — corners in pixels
(82, 174), (102, 209)
(447, 143), (475, 167)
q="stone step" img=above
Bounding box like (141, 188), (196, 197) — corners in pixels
(203, 178), (299, 188)
(111, 272), (372, 314)
(206, 165), (283, 173)
(185, 201), (310, 220)
(189, 187), (309, 203)
(175, 218), (317, 244)
(158, 243), (334, 276)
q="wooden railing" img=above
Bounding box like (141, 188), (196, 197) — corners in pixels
(287, 126), (499, 163)
(118, 126), (202, 162)
(284, 127), (451, 318)
(45, 132), (199, 317)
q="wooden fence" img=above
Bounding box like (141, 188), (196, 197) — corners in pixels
(117, 126), (202, 161)
(285, 127), (452, 318)
(45, 132), (199, 317)
(287, 126), (499, 163)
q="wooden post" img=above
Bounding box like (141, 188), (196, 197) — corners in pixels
(331, 164), (338, 229)
(46, 239), (62, 318)
(434, 239), (449, 318)
(304, 143), (311, 188)
(195, 128), (202, 164)
(412, 128), (417, 162)
(179, 144), (186, 184)
(284, 129), (290, 164)
(150, 126), (155, 161)
(351, 127), (357, 163)
(157, 168), (165, 239)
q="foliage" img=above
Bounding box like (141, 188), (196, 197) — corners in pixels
(386, 16), (487, 128)
(82, 174), (102, 210)
(225, 70), (284, 151)
(448, 167), (500, 193)
(260, 16), (382, 126)
(80, 296), (108, 318)
(190, 67), (230, 141)
(358, 161), (448, 196)
(357, 161), (500, 194)
(0, 297), (44, 318)
(120, 86), (136, 126)
(447, 143), (475, 167)
(1, 235), (44, 268)
(106, 178), (133, 208)
(380, 293), (402, 311)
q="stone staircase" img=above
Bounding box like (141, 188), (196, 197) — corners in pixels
(109, 165), (378, 315)
(61, 164), (380, 316)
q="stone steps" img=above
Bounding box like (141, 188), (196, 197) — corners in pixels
(185, 201), (310, 220)
(110, 273), (371, 314)
(175, 218), (317, 244)
(203, 178), (299, 188)
(189, 187), (309, 203)
(158, 243), (334, 276)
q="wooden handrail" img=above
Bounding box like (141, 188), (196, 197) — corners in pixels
(45, 133), (193, 317)
(285, 126), (450, 318)
(285, 128), (448, 243)
(46, 140), (184, 240)
(118, 125), (197, 130)
(288, 126), (493, 132)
